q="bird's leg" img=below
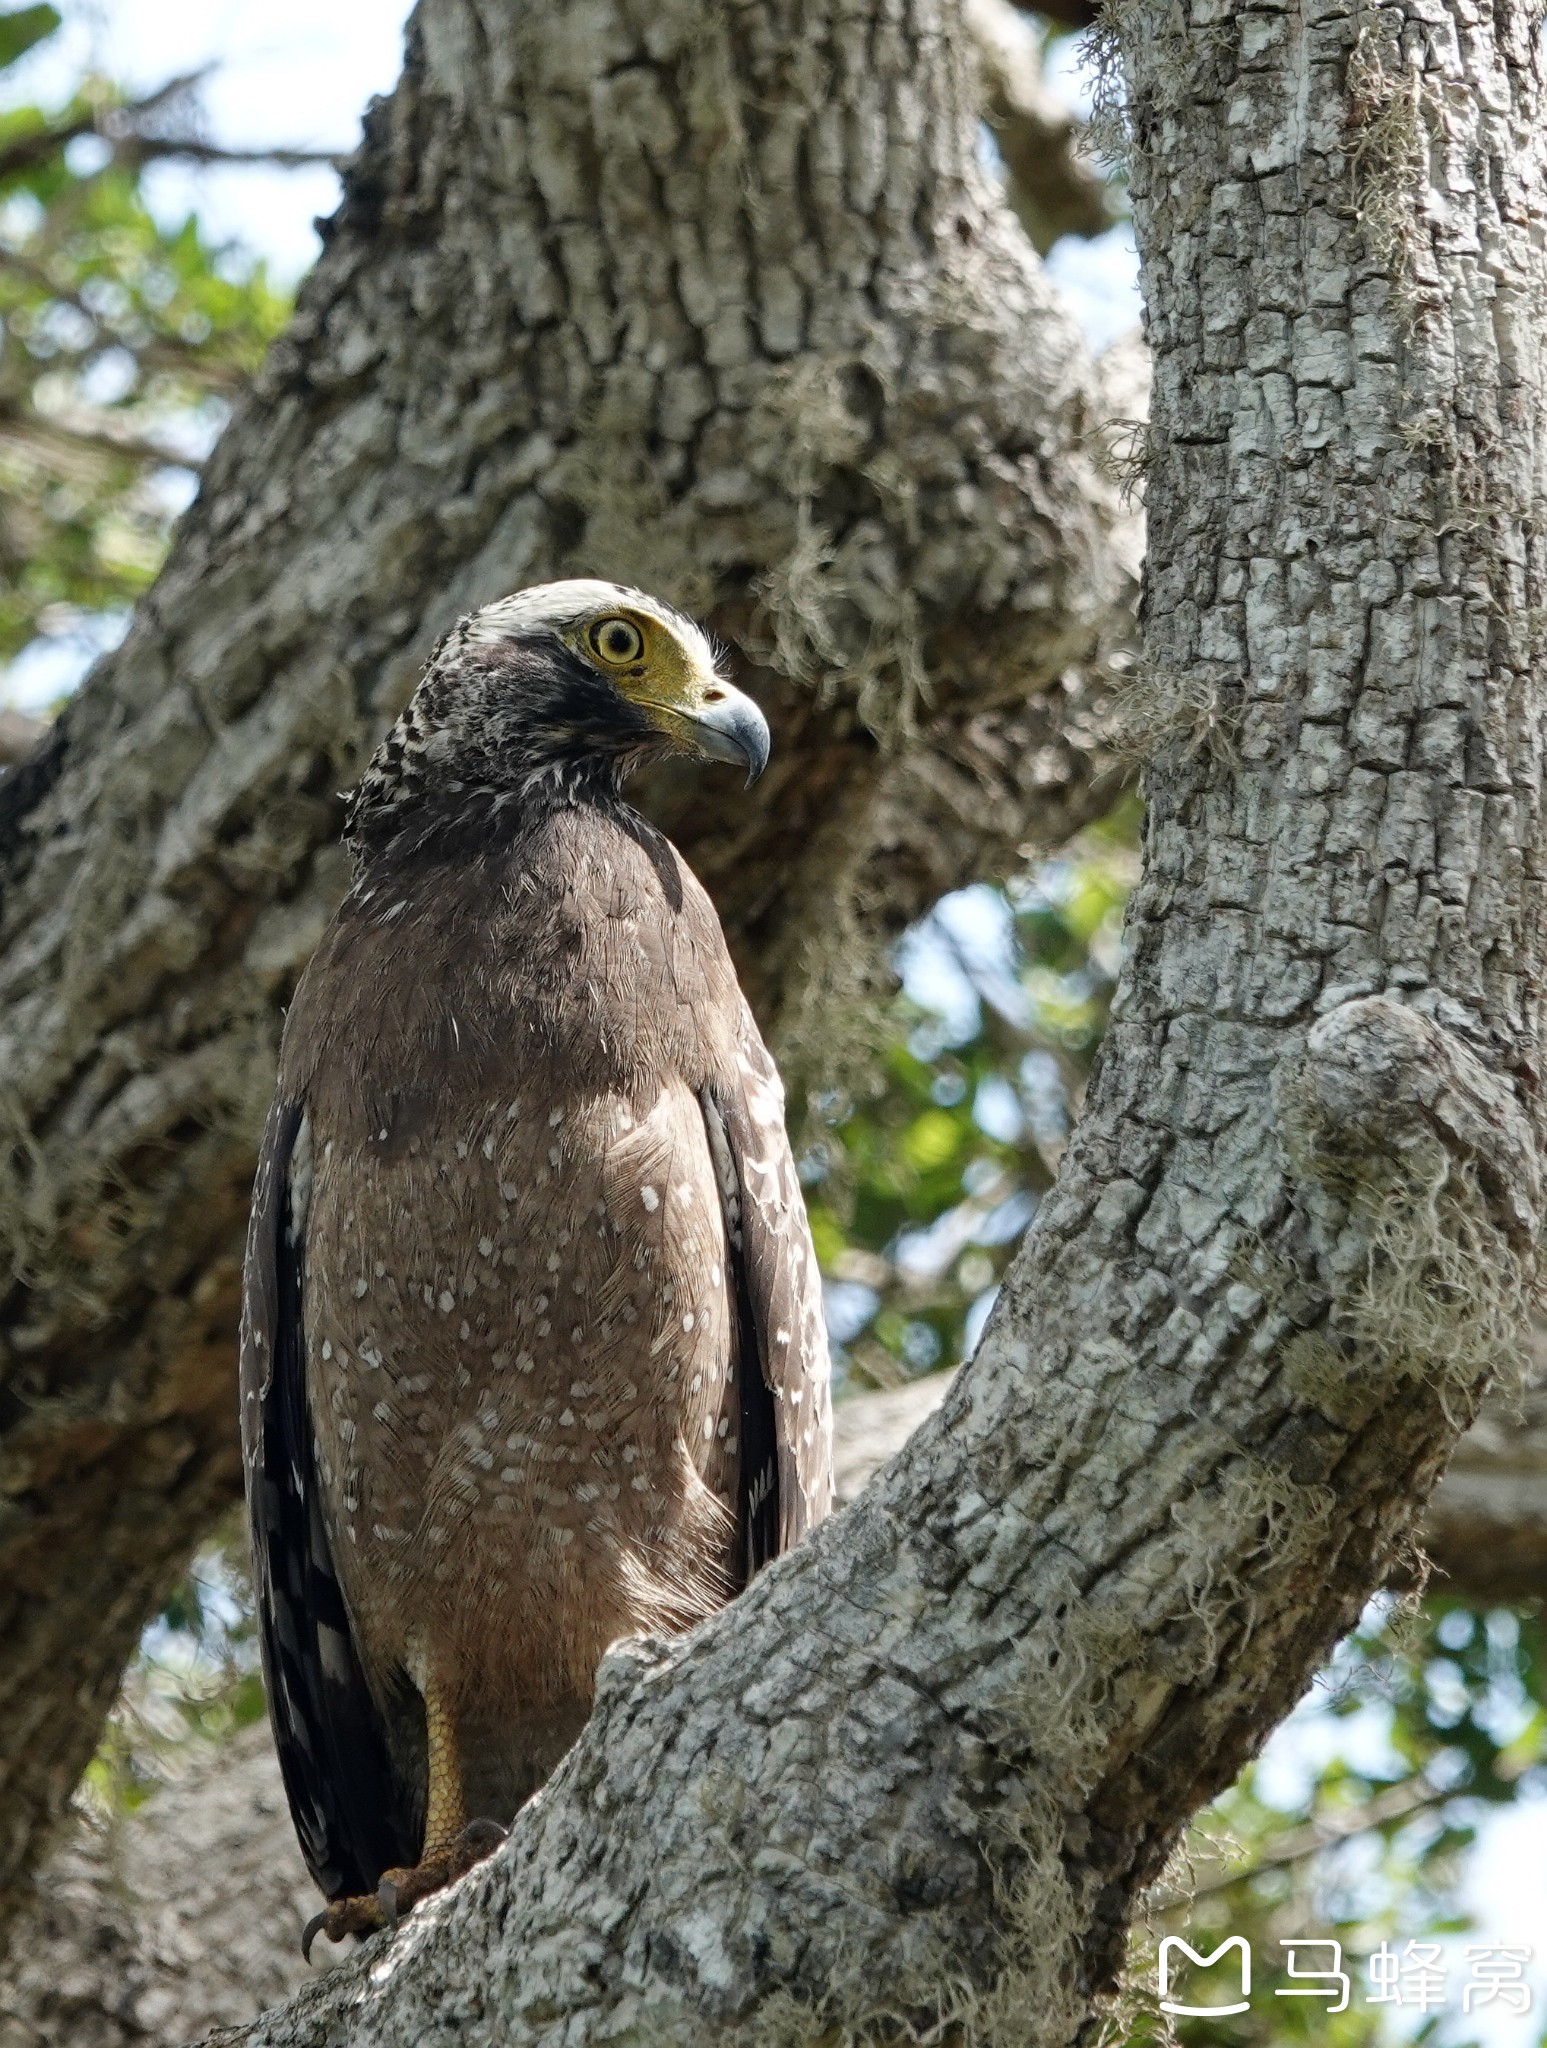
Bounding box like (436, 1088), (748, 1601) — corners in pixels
(374, 1673), (508, 1925)
(301, 1665), (507, 1960)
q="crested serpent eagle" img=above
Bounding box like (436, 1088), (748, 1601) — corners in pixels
(239, 582), (833, 1952)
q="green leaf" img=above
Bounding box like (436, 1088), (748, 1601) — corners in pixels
(0, 66), (293, 674)
(901, 1108), (963, 1174)
(0, 4), (61, 72)
(805, 1205), (847, 1271)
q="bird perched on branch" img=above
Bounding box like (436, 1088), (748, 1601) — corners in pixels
(240, 582), (832, 1954)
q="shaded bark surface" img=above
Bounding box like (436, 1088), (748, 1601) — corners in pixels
(166, 4), (1545, 2044)
(0, 1393), (934, 2048)
(0, 1725), (319, 2048)
(1420, 1390), (1547, 1602)
(837, 1372), (1547, 1606)
(5, 1367), (1544, 2048)
(0, 0), (1139, 1927)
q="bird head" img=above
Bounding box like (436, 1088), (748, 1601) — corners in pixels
(346, 581), (770, 854)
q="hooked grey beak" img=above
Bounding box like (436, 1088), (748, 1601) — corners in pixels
(683, 685), (771, 785)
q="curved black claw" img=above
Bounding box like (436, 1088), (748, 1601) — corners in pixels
(300, 1890), (390, 1962)
(301, 1909), (329, 1967)
(299, 1829), (508, 1963)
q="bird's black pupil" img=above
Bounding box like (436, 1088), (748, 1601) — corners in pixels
(595, 620), (639, 661)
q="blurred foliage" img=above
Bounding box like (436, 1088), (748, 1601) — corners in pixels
(84, 1512), (266, 1819)
(805, 803), (1135, 1393)
(1127, 1595), (1547, 2048)
(0, 4), (290, 677)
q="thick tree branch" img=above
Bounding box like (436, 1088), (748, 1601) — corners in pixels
(1422, 1391), (1547, 1602)
(3, 1365), (1541, 2048)
(966, 0), (1116, 250)
(834, 1373), (1547, 1609)
(0, 0), (1135, 1930)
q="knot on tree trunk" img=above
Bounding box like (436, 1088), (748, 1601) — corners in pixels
(1273, 995), (1540, 1408)
(1279, 996), (1539, 1246)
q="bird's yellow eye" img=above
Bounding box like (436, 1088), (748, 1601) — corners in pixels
(587, 616), (645, 666)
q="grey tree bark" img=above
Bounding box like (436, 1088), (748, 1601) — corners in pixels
(0, 1724), (318, 2048)
(147, 2), (1543, 2043)
(0, 0), (1142, 1930)
(1413, 1387), (1547, 1600)
(832, 1373), (1547, 1605)
(8, 1361), (1545, 2048)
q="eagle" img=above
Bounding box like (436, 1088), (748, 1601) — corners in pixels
(239, 582), (833, 1955)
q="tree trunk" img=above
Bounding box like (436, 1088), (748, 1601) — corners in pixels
(834, 1373), (1547, 1609)
(0, 1724), (318, 2048)
(177, 3), (1546, 2042)
(0, 0), (1140, 1929)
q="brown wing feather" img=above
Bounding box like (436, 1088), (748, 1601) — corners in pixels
(705, 999), (833, 1563)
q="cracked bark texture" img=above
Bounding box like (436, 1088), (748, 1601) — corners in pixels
(0, 0), (1144, 1930)
(6, 1363), (1545, 2048)
(837, 1372), (1547, 1605)
(173, 4), (1547, 2044)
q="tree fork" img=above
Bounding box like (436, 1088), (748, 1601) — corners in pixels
(0, 0), (1136, 1931)
(197, 1), (1547, 2040)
